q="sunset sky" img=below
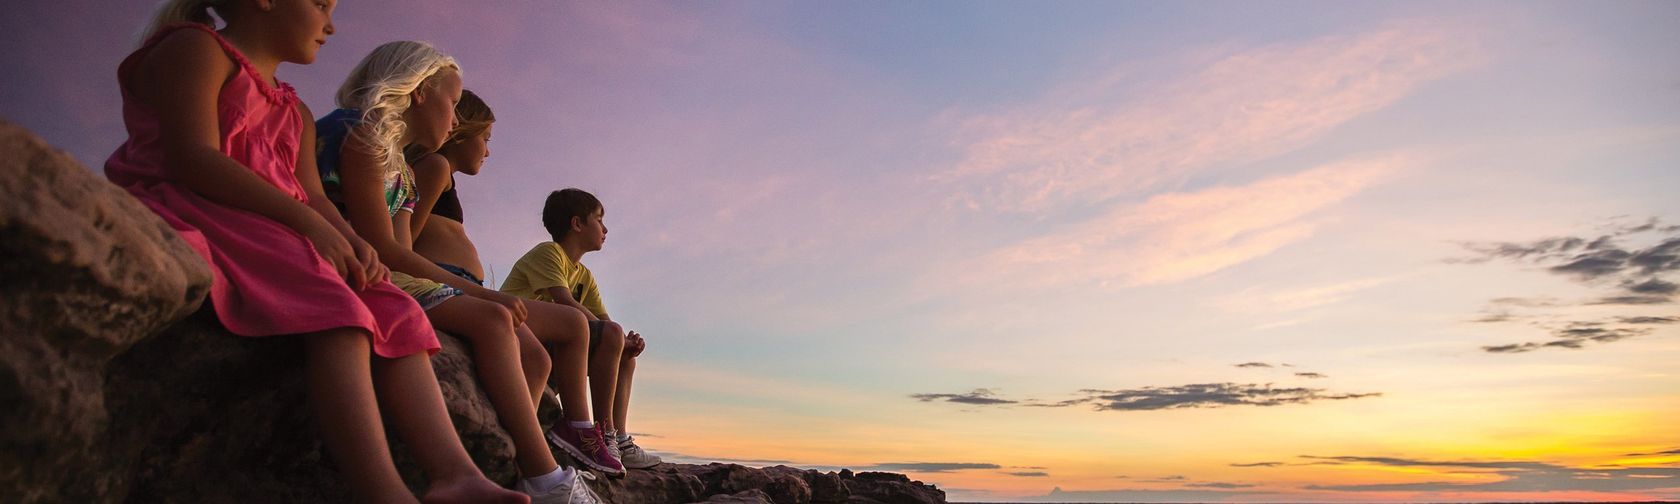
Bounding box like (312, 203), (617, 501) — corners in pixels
(4, 1), (1679, 501)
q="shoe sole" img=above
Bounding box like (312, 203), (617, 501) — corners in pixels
(547, 430), (626, 476)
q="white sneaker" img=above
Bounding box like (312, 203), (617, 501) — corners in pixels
(604, 430), (624, 471)
(517, 467), (603, 504)
(618, 435), (664, 469)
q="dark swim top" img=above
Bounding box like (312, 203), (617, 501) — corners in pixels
(432, 178), (463, 223)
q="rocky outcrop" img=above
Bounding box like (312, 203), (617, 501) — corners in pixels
(0, 122), (944, 503)
(1, 121), (214, 502)
(591, 463), (946, 504)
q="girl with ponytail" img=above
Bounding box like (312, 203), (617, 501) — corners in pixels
(105, 1), (528, 502)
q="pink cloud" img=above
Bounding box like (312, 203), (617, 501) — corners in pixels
(936, 155), (1407, 291)
(936, 20), (1480, 214)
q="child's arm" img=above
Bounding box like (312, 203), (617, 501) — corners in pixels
(543, 286), (600, 321)
(337, 135), (529, 324)
(408, 153), (451, 240)
(542, 286), (646, 356)
(132, 30), (366, 285)
(292, 102), (386, 289)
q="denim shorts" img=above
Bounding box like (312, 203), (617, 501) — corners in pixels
(435, 262), (484, 286)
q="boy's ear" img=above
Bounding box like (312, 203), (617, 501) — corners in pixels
(571, 215), (585, 232)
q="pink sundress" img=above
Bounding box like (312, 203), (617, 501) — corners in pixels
(104, 23), (438, 358)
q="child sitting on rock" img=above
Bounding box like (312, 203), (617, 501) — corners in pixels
(103, 1), (523, 502)
(315, 41), (609, 500)
(404, 90), (631, 479)
(501, 188), (664, 470)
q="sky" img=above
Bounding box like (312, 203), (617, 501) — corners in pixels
(3, 1), (1679, 502)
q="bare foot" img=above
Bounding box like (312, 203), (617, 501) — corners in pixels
(422, 476), (530, 504)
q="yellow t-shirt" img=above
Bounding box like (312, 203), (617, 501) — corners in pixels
(500, 242), (608, 318)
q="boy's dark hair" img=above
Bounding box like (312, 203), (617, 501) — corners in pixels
(543, 188), (602, 242)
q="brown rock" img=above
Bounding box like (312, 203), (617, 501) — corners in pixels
(843, 472), (945, 504)
(0, 121), (211, 502)
(694, 488), (775, 503)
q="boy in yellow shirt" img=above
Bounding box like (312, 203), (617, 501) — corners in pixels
(502, 188), (661, 469)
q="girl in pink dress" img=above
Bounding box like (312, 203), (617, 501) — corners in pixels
(104, 1), (527, 502)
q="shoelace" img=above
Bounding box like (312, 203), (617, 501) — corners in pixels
(578, 428), (606, 457)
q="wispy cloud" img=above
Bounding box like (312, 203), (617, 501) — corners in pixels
(647, 450), (796, 467)
(1482, 322), (1657, 354)
(1006, 471), (1051, 477)
(1219, 276), (1403, 314)
(864, 462), (1002, 473)
(948, 156), (1404, 290)
(1295, 372), (1328, 379)
(1453, 222), (1680, 289)
(1187, 482), (1257, 489)
(1231, 462), (1285, 468)
(938, 20), (1476, 215)
(1301, 455), (1680, 492)
(1234, 362), (1275, 368)
(909, 388), (1018, 406)
(1032, 383), (1380, 411)
(1029, 486), (1264, 503)
(1454, 220), (1679, 353)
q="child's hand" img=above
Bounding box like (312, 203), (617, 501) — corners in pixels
(626, 330), (646, 358)
(346, 235), (388, 287)
(300, 219), (368, 289)
(472, 289), (529, 326)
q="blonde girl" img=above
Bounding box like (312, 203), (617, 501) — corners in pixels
(105, 1), (525, 503)
(315, 42), (612, 501)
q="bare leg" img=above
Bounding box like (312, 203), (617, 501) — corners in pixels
(515, 324), (550, 409)
(614, 354), (631, 433)
(613, 355), (636, 434)
(427, 297), (559, 477)
(590, 321), (626, 431)
(305, 328), (417, 503)
(371, 352), (529, 504)
(524, 301), (592, 423)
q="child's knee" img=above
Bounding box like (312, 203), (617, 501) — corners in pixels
(559, 305), (589, 332)
(599, 321), (625, 350)
(520, 335), (551, 374)
(478, 302), (516, 333)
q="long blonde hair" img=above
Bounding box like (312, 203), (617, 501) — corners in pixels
(334, 41), (462, 179)
(139, 0), (228, 43)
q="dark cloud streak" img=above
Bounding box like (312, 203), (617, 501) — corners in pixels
(909, 389), (1018, 405)
(865, 462), (1000, 473)
(1036, 383), (1380, 411)
(1456, 220), (1678, 354)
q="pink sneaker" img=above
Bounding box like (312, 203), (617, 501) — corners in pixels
(547, 424), (625, 475)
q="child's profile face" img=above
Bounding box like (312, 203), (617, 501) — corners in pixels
(275, 0), (337, 65)
(455, 124), (492, 176)
(576, 208), (607, 252)
(410, 71), (463, 152)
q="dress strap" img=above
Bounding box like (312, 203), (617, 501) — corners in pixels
(140, 23), (299, 105)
